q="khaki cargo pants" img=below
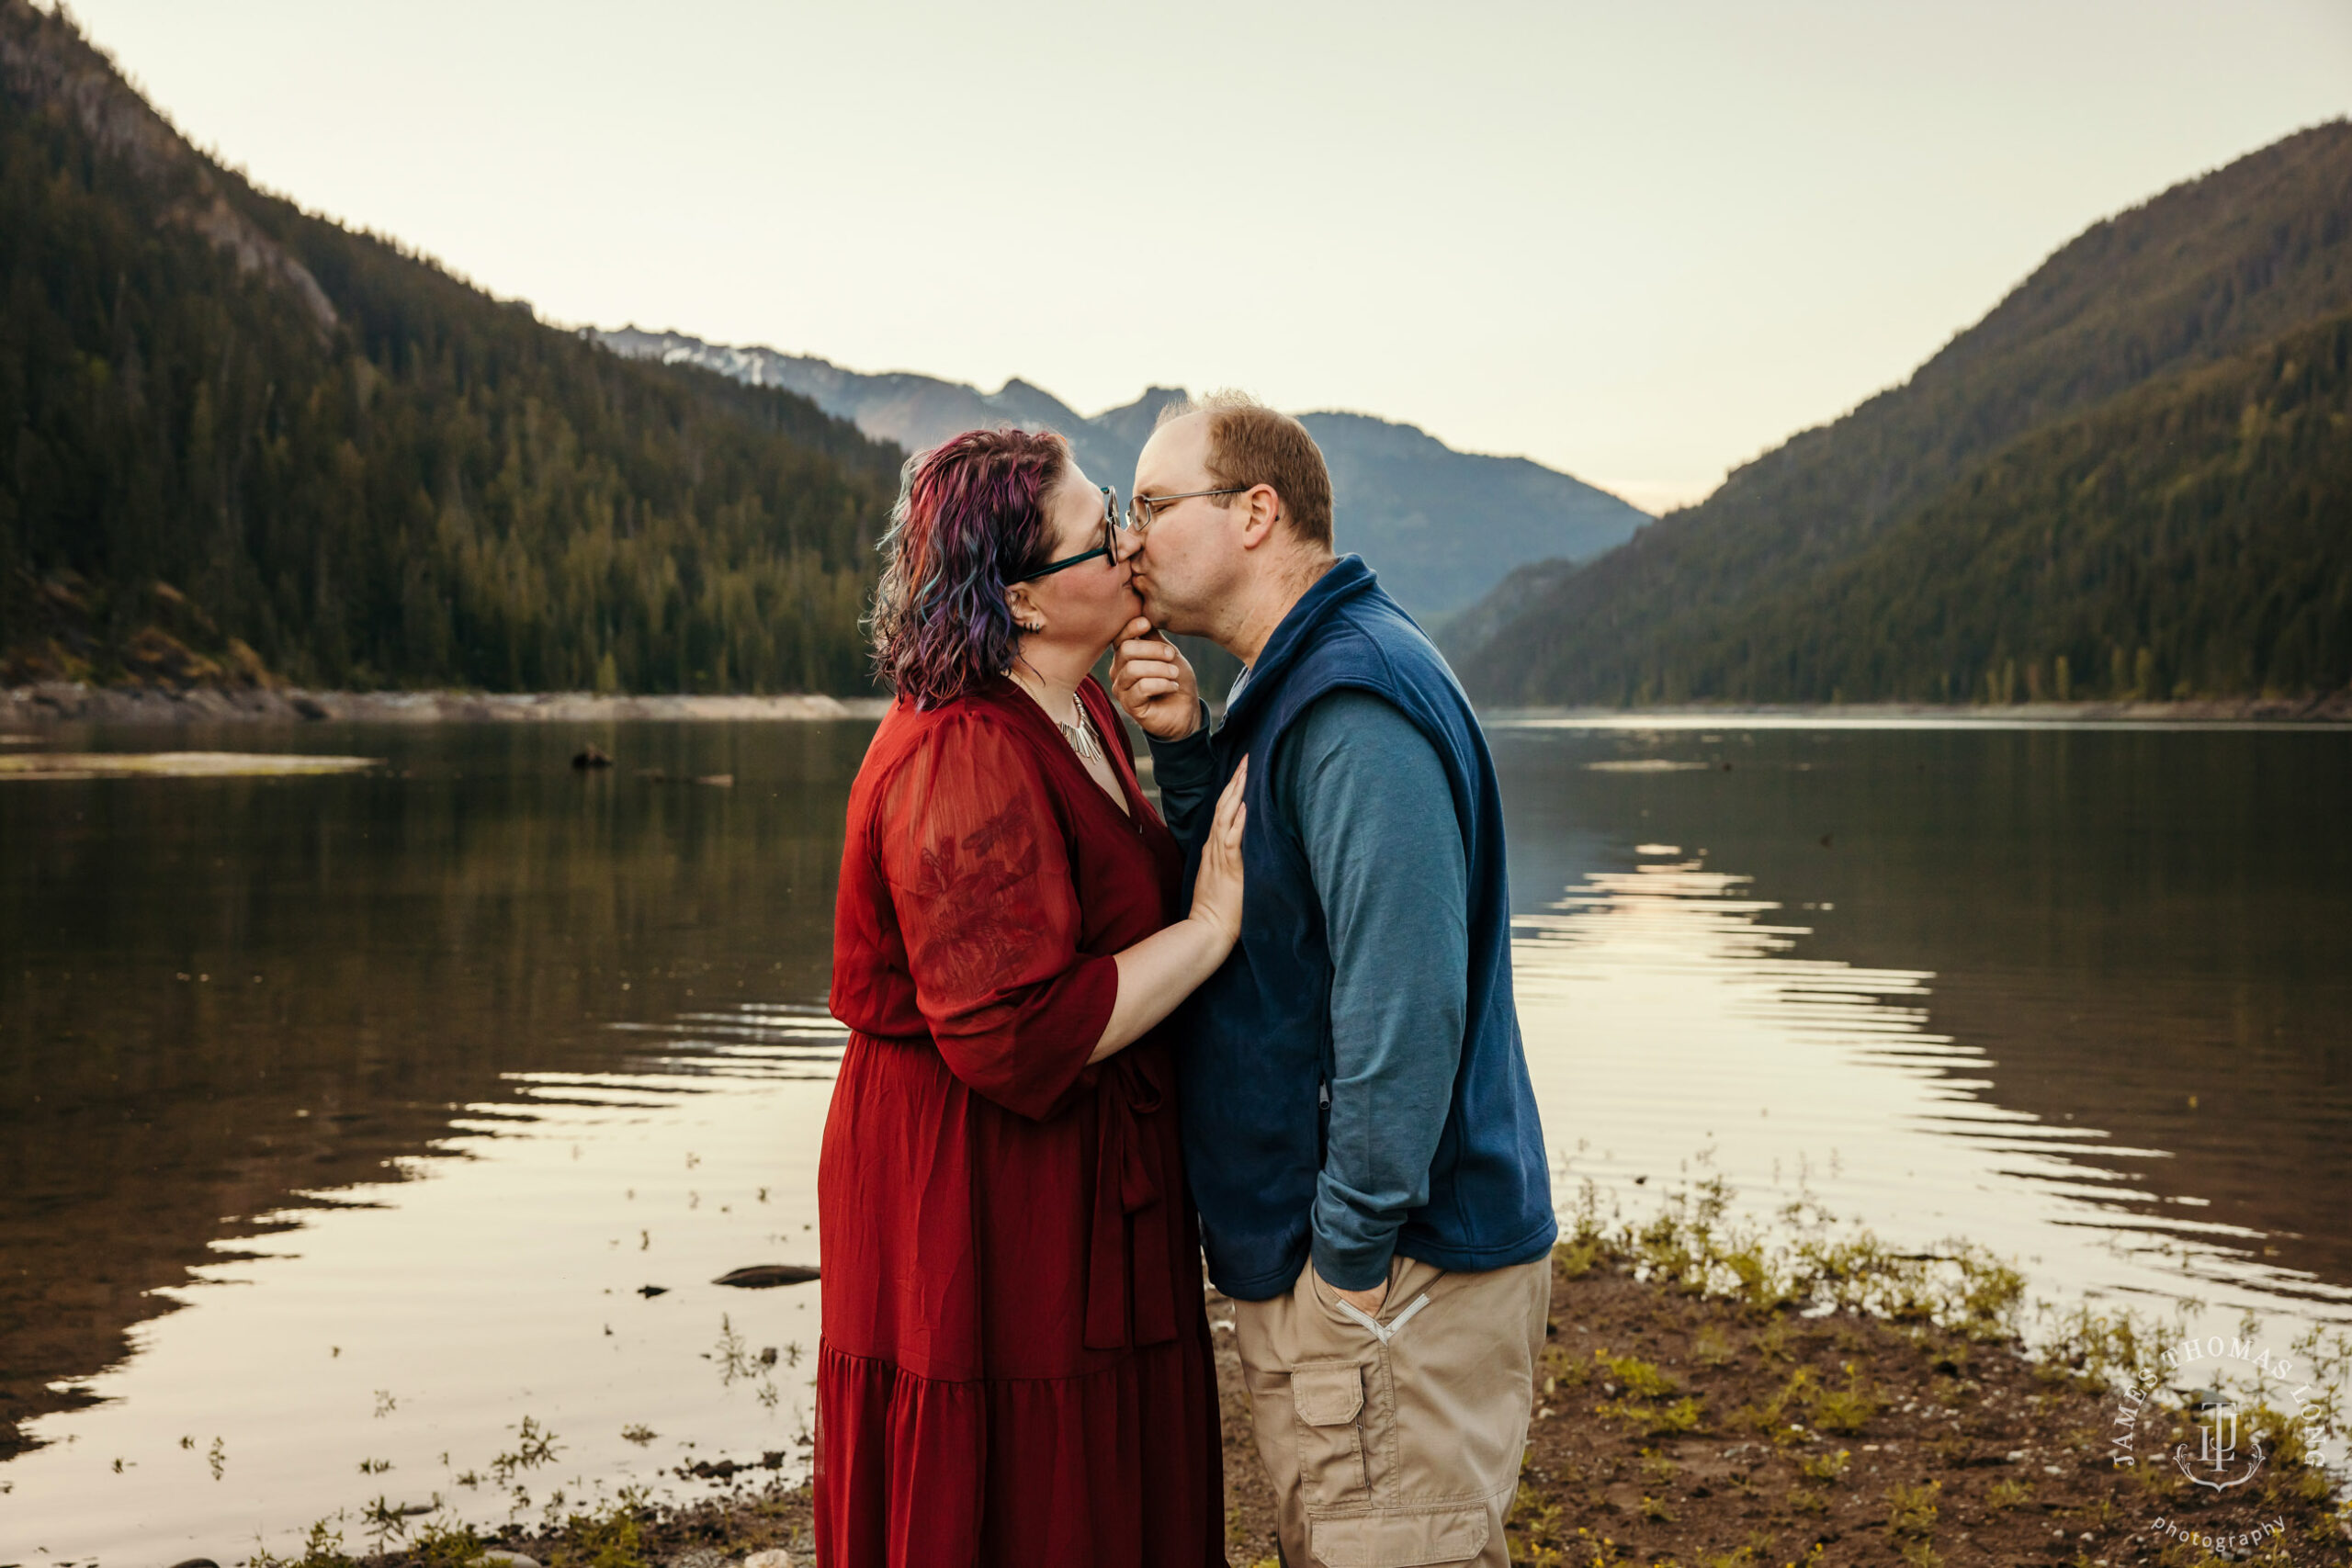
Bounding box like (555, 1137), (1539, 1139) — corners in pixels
(1233, 1252), (1550, 1567)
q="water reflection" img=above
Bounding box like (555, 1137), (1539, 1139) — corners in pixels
(4, 717), (2348, 1557)
(1, 998), (845, 1562)
(1512, 848), (2352, 1328)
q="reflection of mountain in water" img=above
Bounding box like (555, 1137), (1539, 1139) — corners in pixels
(1, 990), (847, 1557)
(1494, 721), (2352, 1335)
(0, 720), (867, 1458)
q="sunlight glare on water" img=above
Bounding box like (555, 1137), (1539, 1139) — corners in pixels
(1512, 848), (2352, 1332)
(0, 1006), (845, 1562)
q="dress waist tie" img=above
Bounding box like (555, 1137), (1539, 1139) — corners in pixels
(1084, 1052), (1177, 1350)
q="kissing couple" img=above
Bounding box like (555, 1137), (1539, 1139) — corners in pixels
(814, 394), (1556, 1567)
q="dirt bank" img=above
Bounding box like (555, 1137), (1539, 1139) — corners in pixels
(13, 682), (2352, 731)
(0, 683), (890, 727)
(1482, 694), (2352, 726)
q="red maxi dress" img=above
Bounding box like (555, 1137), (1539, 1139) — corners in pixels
(816, 674), (1224, 1567)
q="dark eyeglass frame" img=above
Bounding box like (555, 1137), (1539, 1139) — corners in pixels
(1009, 481), (1255, 584)
(1009, 486), (1122, 584)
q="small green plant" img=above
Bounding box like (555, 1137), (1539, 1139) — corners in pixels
(619, 1423), (656, 1446)
(1886, 1479), (1940, 1540)
(1690, 1325), (1735, 1368)
(1730, 1367), (1815, 1438)
(407, 1517), (487, 1568)
(250, 1517), (355, 1568)
(1509, 1474), (1569, 1559)
(548, 1489), (650, 1568)
(359, 1495), (411, 1549)
(1797, 1448), (1849, 1482)
(1985, 1477), (2030, 1510)
(1638, 1449), (1679, 1485)
(1810, 1364), (1881, 1435)
(709, 1313), (764, 1384)
(1786, 1485), (1828, 1516)
(1539, 1342), (1591, 1393)
(1639, 1494), (1674, 1523)
(1595, 1350), (1679, 1400)
(1597, 1393), (1703, 1436)
(490, 1415), (562, 1484)
(1555, 1231), (1609, 1280)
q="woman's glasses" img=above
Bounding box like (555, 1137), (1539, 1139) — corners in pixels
(1009, 487), (1125, 583)
(1009, 482), (1251, 583)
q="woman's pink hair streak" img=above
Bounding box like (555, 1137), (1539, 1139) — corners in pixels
(868, 428), (1069, 707)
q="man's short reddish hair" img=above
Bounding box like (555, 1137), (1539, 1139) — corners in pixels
(1162, 391), (1334, 548)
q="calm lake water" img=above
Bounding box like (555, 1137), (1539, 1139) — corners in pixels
(3, 716), (2348, 1561)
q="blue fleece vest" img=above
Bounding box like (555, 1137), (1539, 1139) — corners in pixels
(1175, 556), (1556, 1301)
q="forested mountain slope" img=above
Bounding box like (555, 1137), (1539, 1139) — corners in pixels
(1663, 310), (2352, 703)
(0, 1), (901, 694)
(1448, 120), (2352, 705)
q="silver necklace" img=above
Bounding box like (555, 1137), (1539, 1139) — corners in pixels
(1012, 669), (1105, 763)
(1057, 703), (1106, 764)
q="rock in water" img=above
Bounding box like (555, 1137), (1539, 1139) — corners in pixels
(166, 1559), (222, 1568)
(744, 1551), (795, 1568)
(714, 1263), (820, 1289)
(572, 743), (613, 770)
(638, 1283), (669, 1297)
(472, 1552), (541, 1568)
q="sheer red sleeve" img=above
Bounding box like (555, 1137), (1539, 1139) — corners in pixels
(869, 708), (1117, 1120)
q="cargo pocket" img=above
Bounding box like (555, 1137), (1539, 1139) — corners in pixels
(1290, 1359), (1369, 1506)
(1306, 1504), (1490, 1568)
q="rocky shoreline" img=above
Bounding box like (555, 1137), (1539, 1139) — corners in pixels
(1482, 694), (2352, 726)
(0, 683), (892, 727)
(7, 681), (2348, 730)
(300, 1188), (2346, 1568)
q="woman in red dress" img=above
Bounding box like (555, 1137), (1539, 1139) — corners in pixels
(818, 427), (1248, 1566)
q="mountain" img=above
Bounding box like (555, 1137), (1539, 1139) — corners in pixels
(1779, 308), (2352, 702)
(1445, 120), (2352, 706)
(594, 329), (1651, 624)
(0, 1), (903, 696)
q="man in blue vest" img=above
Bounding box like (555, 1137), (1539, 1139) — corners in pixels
(1110, 392), (1556, 1568)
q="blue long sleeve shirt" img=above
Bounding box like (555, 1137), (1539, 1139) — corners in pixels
(1151, 688), (1469, 1291)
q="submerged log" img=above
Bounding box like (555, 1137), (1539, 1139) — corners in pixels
(714, 1263), (820, 1289)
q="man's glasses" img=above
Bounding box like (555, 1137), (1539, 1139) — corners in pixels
(1127, 486), (1248, 533)
(1009, 482), (1251, 583)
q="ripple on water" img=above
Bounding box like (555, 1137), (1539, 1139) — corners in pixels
(1511, 854), (2352, 1327)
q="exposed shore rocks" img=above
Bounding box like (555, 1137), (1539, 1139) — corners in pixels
(0, 684), (888, 728)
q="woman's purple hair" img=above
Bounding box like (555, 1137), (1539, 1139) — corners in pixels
(868, 427), (1068, 707)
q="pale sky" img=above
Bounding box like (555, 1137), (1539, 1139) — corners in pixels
(57, 0), (2352, 512)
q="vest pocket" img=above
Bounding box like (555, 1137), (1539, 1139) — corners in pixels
(1290, 1359), (1369, 1504)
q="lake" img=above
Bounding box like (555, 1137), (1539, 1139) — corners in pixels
(2, 716), (2347, 1561)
